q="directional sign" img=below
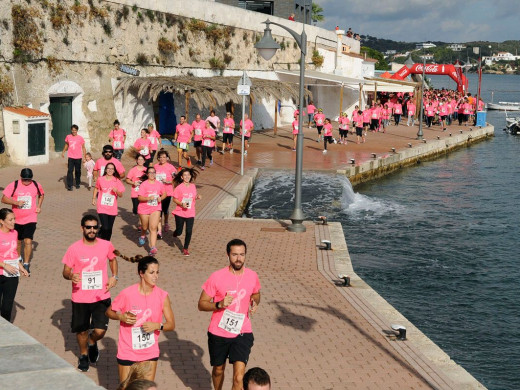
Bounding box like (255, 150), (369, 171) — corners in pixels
(237, 85), (250, 96)
(238, 71), (252, 87)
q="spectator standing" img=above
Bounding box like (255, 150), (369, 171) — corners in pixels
(62, 124), (86, 191)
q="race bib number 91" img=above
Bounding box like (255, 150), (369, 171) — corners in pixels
(82, 270), (102, 290)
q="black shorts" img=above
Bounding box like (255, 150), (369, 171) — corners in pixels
(14, 223), (37, 240)
(161, 196), (171, 215)
(363, 122), (369, 127)
(194, 140), (202, 148)
(117, 356), (159, 366)
(316, 126), (323, 134)
(132, 197), (139, 215)
(243, 136), (250, 141)
(339, 129), (348, 137)
(223, 133), (234, 144)
(356, 127), (363, 136)
(71, 298), (111, 333)
(208, 332), (254, 366)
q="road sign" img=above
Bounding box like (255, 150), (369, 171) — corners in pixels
(238, 71), (253, 87)
(237, 85), (250, 96)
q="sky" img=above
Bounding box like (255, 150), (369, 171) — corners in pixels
(318, 0), (520, 43)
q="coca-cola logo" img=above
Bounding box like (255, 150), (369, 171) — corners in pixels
(415, 64), (439, 73)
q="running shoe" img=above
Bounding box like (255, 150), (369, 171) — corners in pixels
(157, 232), (162, 240)
(138, 236), (146, 246)
(23, 263), (30, 275)
(210, 159), (213, 166)
(88, 342), (99, 363)
(137, 225), (142, 232)
(78, 354), (89, 372)
(67, 187), (73, 191)
(316, 138), (319, 142)
(229, 149), (233, 154)
(196, 160), (202, 165)
(187, 159), (192, 167)
(149, 247), (158, 256)
(75, 185), (80, 189)
(322, 150), (327, 153)
(163, 223), (170, 232)
(201, 166), (205, 171)
(182, 249), (190, 257)
(292, 149), (296, 151)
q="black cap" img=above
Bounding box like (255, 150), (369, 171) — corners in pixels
(20, 168), (33, 179)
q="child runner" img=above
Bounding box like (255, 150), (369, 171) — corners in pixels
(125, 154), (147, 233)
(84, 153), (96, 190)
(174, 116), (193, 167)
(314, 109), (325, 142)
(134, 129), (152, 167)
(322, 118), (333, 154)
(172, 168), (201, 257)
(92, 162), (125, 241)
(106, 255), (175, 383)
(201, 120), (216, 170)
(221, 112), (235, 154)
(137, 167), (166, 256)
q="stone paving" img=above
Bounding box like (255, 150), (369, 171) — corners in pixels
(0, 121), (479, 389)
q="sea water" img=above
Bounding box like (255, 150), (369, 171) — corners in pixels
(247, 74), (520, 390)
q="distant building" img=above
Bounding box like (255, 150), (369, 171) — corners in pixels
(384, 50), (397, 56)
(416, 42), (436, 49)
(419, 54), (434, 61)
(214, 0), (312, 23)
(484, 51), (520, 65)
(447, 43), (466, 51)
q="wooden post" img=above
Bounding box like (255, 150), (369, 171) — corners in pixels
(249, 96), (253, 119)
(374, 82), (378, 103)
(230, 101), (235, 116)
(185, 91), (190, 120)
(339, 83), (344, 114)
(359, 83), (363, 108)
(274, 99), (278, 136)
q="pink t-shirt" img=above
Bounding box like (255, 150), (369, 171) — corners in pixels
(154, 163), (176, 197)
(223, 118), (235, 134)
(206, 116), (220, 130)
(109, 128), (126, 150)
(202, 127), (216, 148)
(61, 239), (116, 303)
(176, 123), (193, 144)
(352, 113), (362, 127)
(314, 113), (325, 126)
(111, 284), (168, 361)
(95, 176), (125, 216)
(240, 119), (254, 137)
(362, 110), (370, 122)
(323, 123), (333, 137)
(172, 183), (197, 219)
(134, 138), (152, 159)
(137, 180), (165, 214)
(306, 104), (316, 114)
(147, 130), (161, 151)
(84, 159), (95, 178)
(292, 120), (300, 135)
(64, 134), (85, 159)
(393, 104), (403, 115)
(370, 108), (380, 119)
(407, 102), (416, 115)
(338, 117), (350, 130)
(127, 166), (146, 198)
(94, 157), (125, 177)
(202, 267), (261, 338)
(191, 120), (205, 142)
(3, 181), (44, 225)
(1, 230), (19, 276)
(426, 106), (435, 117)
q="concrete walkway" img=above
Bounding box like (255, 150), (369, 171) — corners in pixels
(1, 120), (488, 389)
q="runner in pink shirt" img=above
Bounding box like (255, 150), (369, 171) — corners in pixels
(92, 163), (125, 241)
(393, 100), (403, 126)
(338, 112), (350, 144)
(94, 145), (126, 181)
(291, 115), (299, 151)
(154, 150), (177, 238)
(221, 112), (235, 154)
(109, 120), (126, 160)
(369, 103), (380, 132)
(353, 109), (365, 144)
(125, 154), (147, 233)
(314, 109), (325, 142)
(172, 168), (201, 257)
(174, 116), (193, 168)
(362, 107), (371, 135)
(426, 103), (436, 127)
(206, 110), (221, 137)
(198, 239), (261, 390)
(137, 166), (167, 256)
(439, 102), (448, 131)
(322, 118), (334, 153)
(61, 214), (118, 372)
(406, 100), (416, 127)
(106, 256), (175, 382)
(0, 208), (29, 322)
(2, 168), (45, 274)
(201, 120), (216, 170)
(239, 114), (254, 156)
(192, 114), (206, 165)
(147, 123), (161, 162)
(62, 124), (86, 190)
(134, 128), (153, 166)
(306, 101), (316, 127)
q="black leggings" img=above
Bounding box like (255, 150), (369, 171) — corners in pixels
(67, 158), (82, 188)
(394, 114), (401, 125)
(161, 196), (172, 215)
(98, 213), (116, 241)
(174, 215), (194, 249)
(202, 145), (213, 167)
(0, 276), (19, 322)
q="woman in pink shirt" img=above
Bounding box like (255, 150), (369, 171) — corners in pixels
(221, 112), (235, 154)
(106, 256), (175, 382)
(322, 118), (334, 154)
(239, 114), (254, 156)
(406, 100), (416, 127)
(393, 100), (403, 126)
(201, 120), (216, 170)
(314, 109), (325, 142)
(369, 103), (379, 132)
(0, 208), (29, 322)
(134, 129), (152, 167)
(154, 150), (177, 238)
(291, 115), (300, 151)
(191, 114), (206, 165)
(426, 103), (435, 128)
(172, 168), (201, 257)
(338, 112), (349, 144)
(147, 123), (161, 162)
(137, 167), (167, 256)
(306, 101), (316, 128)
(125, 155), (147, 233)
(353, 109), (365, 144)
(174, 116), (193, 167)
(92, 163), (125, 241)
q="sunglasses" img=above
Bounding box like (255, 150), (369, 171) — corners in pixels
(83, 225), (99, 230)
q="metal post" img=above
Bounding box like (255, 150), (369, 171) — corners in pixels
(240, 71), (247, 176)
(417, 56), (426, 140)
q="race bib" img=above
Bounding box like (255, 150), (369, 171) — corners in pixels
(82, 270), (102, 290)
(18, 195), (32, 210)
(218, 309), (245, 335)
(156, 173), (166, 182)
(147, 196), (158, 207)
(203, 139), (211, 147)
(131, 327), (155, 350)
(2, 258), (20, 277)
(179, 142), (187, 150)
(135, 184), (140, 192)
(182, 197), (192, 209)
(140, 147), (149, 156)
(100, 193), (115, 207)
(149, 137), (155, 144)
(224, 126), (231, 133)
(195, 128), (202, 135)
(294, 126), (299, 131)
(113, 141), (122, 149)
(317, 120), (323, 125)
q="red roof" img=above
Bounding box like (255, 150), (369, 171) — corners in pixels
(3, 106), (50, 118)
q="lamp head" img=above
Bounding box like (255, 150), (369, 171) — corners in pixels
(255, 20), (280, 61)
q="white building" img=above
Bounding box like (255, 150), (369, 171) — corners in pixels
(416, 42), (436, 49)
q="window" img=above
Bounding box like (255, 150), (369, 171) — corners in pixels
(238, 1), (273, 15)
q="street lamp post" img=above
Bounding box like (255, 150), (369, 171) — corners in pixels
(417, 55), (426, 140)
(255, 19), (307, 233)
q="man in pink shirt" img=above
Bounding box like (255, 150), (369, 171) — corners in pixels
(2, 168), (45, 274)
(61, 214), (119, 372)
(62, 124), (86, 191)
(93, 145), (126, 182)
(198, 239), (261, 390)
(108, 120), (126, 160)
(175, 116), (193, 168)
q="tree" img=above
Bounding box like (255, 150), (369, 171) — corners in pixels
(311, 3), (324, 22)
(360, 46), (389, 70)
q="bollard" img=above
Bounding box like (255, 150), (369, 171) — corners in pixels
(321, 240), (332, 250)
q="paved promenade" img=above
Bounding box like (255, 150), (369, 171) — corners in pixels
(1, 121), (485, 389)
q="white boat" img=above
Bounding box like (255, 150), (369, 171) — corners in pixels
(504, 115), (520, 135)
(487, 102), (520, 111)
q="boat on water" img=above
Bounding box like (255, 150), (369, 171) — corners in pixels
(504, 116), (520, 135)
(488, 102), (520, 111)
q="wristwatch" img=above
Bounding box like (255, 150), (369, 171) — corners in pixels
(216, 301), (220, 310)
(160, 323), (164, 331)
(113, 275), (119, 281)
